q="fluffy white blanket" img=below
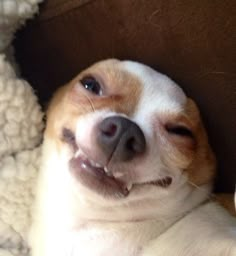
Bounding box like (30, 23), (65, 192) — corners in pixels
(0, 1), (43, 255)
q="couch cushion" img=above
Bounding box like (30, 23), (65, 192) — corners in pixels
(14, 0), (236, 193)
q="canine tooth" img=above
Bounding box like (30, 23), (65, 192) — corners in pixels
(126, 183), (133, 191)
(104, 167), (113, 176)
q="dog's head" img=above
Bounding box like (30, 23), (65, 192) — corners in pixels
(44, 59), (216, 221)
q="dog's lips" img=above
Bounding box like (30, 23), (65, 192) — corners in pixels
(69, 150), (129, 198)
(69, 149), (172, 198)
(146, 176), (172, 188)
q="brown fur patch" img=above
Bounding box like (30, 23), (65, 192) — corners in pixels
(183, 99), (216, 186)
(45, 59), (142, 149)
(215, 193), (236, 217)
(156, 99), (216, 186)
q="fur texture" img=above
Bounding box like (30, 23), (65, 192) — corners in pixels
(32, 60), (236, 256)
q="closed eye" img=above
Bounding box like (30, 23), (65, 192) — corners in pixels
(165, 124), (194, 138)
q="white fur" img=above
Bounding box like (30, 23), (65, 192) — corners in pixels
(32, 60), (236, 256)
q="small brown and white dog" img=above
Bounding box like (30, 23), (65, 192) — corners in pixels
(31, 59), (236, 256)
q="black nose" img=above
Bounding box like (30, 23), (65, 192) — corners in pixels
(97, 116), (146, 162)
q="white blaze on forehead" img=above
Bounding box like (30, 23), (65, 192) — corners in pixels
(122, 61), (187, 135)
(122, 61), (187, 111)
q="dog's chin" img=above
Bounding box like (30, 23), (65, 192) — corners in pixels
(69, 149), (173, 200)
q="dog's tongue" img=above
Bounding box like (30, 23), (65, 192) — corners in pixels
(69, 156), (129, 198)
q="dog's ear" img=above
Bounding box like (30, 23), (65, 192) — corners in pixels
(184, 98), (217, 186)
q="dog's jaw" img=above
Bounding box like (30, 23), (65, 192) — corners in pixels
(31, 59), (216, 256)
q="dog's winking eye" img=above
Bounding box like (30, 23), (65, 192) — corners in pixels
(80, 76), (102, 95)
(165, 124), (194, 138)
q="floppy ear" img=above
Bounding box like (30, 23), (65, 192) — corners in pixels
(184, 98), (216, 186)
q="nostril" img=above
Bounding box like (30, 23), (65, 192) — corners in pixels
(126, 136), (144, 154)
(101, 122), (117, 137)
(126, 137), (135, 151)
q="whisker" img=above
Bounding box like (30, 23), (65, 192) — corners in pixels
(78, 89), (96, 112)
(187, 180), (214, 201)
(84, 94), (95, 112)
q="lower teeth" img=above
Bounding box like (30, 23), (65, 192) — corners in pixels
(75, 150), (104, 169)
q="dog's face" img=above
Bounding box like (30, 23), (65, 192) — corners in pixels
(44, 59), (216, 220)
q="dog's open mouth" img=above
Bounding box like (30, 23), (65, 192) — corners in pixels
(69, 149), (130, 198)
(69, 149), (172, 199)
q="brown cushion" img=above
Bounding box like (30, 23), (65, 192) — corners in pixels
(14, 0), (236, 193)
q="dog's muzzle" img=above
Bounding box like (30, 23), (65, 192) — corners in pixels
(69, 116), (147, 198)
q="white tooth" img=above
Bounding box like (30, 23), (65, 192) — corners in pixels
(104, 167), (109, 173)
(95, 162), (103, 168)
(81, 163), (87, 169)
(89, 159), (103, 168)
(113, 172), (124, 178)
(90, 159), (96, 166)
(126, 183), (133, 191)
(104, 167), (113, 176)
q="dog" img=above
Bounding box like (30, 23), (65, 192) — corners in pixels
(31, 59), (236, 256)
